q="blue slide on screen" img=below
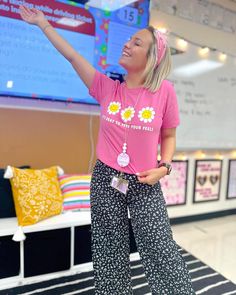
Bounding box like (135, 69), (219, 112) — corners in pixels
(0, 0), (150, 105)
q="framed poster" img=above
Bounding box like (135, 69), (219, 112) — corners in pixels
(193, 160), (222, 203)
(160, 160), (188, 206)
(226, 160), (236, 199)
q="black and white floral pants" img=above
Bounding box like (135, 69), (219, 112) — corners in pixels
(90, 160), (195, 295)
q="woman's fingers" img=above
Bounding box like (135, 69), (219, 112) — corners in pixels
(19, 5), (41, 24)
(137, 169), (161, 185)
(138, 175), (154, 185)
(19, 11), (28, 21)
(20, 5), (39, 15)
(19, 5), (31, 20)
(136, 170), (149, 177)
(23, 5), (33, 15)
(137, 176), (148, 183)
(31, 8), (41, 17)
(31, 8), (39, 13)
(20, 5), (30, 15)
(136, 170), (150, 183)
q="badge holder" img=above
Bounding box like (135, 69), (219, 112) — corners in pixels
(111, 173), (129, 195)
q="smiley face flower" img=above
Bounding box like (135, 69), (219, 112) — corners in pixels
(138, 107), (155, 123)
(107, 102), (121, 115)
(121, 107), (135, 122)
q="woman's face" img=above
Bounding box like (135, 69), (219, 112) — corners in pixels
(119, 29), (153, 73)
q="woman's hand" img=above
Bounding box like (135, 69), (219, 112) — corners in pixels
(136, 167), (167, 185)
(19, 5), (95, 89)
(19, 5), (46, 26)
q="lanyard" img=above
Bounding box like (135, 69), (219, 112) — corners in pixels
(117, 88), (143, 168)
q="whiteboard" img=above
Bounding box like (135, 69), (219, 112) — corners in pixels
(169, 39), (236, 149)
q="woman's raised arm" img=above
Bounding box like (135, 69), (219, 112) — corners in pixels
(19, 5), (96, 89)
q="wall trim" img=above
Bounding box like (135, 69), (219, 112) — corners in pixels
(170, 209), (236, 225)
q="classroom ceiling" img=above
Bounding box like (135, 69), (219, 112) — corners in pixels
(150, 0), (236, 58)
(210, 0), (236, 11)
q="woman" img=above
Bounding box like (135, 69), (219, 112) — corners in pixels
(20, 5), (195, 295)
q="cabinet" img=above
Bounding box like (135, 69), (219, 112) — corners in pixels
(0, 211), (137, 290)
(0, 235), (20, 279)
(24, 228), (71, 277)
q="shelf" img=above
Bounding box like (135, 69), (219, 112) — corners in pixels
(0, 211), (91, 237)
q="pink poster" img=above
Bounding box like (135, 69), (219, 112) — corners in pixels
(227, 160), (236, 199)
(160, 161), (188, 206)
(194, 160), (222, 202)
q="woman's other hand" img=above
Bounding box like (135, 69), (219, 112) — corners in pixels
(136, 167), (167, 185)
(19, 5), (45, 26)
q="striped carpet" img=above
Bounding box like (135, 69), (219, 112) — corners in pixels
(1, 248), (236, 295)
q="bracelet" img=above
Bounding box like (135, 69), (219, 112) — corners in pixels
(42, 24), (51, 32)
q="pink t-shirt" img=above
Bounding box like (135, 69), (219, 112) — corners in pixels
(89, 71), (180, 174)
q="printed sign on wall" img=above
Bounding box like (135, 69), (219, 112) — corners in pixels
(160, 160), (188, 206)
(226, 160), (236, 199)
(193, 160), (222, 203)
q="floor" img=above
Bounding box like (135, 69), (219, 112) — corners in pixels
(172, 214), (236, 284)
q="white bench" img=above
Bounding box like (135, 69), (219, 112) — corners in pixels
(0, 211), (92, 290)
(0, 211), (91, 237)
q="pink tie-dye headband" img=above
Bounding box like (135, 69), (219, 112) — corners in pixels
(155, 30), (167, 66)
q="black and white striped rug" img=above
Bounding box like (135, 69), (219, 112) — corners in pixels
(1, 248), (236, 295)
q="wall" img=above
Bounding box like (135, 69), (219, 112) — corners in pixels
(0, 107), (99, 174)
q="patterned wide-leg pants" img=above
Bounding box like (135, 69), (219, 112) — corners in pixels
(90, 160), (195, 295)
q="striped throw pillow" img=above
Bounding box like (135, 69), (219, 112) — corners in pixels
(59, 174), (91, 212)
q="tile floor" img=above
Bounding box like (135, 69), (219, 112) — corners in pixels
(172, 214), (236, 284)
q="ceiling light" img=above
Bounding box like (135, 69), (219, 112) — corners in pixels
(157, 27), (168, 34)
(177, 38), (188, 50)
(198, 47), (209, 57)
(218, 52), (227, 62)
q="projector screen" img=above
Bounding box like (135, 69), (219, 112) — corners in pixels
(0, 0), (150, 105)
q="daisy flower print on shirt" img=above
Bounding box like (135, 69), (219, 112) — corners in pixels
(107, 102), (121, 115)
(121, 107), (135, 122)
(138, 107), (155, 123)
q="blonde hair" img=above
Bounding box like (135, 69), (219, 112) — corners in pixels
(142, 26), (172, 92)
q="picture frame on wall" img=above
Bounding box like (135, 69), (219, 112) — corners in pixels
(160, 160), (188, 206)
(193, 159), (222, 203)
(226, 159), (236, 199)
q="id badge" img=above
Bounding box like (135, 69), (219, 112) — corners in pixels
(111, 176), (129, 195)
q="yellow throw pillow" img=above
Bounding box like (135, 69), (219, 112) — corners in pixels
(9, 166), (63, 226)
